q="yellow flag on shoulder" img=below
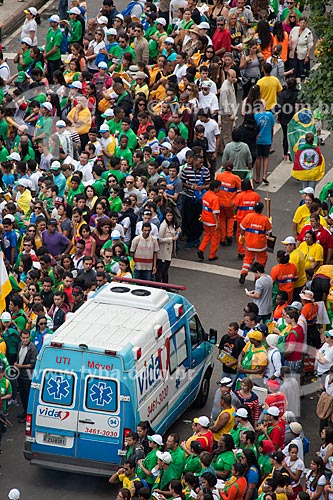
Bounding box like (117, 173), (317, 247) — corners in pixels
(0, 253), (12, 314)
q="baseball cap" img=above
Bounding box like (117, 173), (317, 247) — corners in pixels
(69, 81), (82, 89)
(72, 286), (83, 296)
(41, 102), (53, 111)
(1, 312), (11, 323)
(218, 377), (233, 387)
(68, 7), (81, 14)
(20, 37), (33, 46)
(156, 451), (172, 464)
(56, 120), (66, 128)
(290, 301), (302, 310)
(198, 21), (210, 29)
(8, 489), (20, 500)
(271, 451), (285, 462)
(266, 334), (279, 348)
(24, 7), (38, 15)
(267, 379), (280, 390)
(299, 187), (314, 194)
(47, 218), (58, 225)
(159, 142), (172, 151)
(3, 214), (15, 223)
(248, 330), (263, 341)
(115, 13), (124, 20)
(48, 14), (60, 23)
(261, 439), (275, 454)
(156, 17), (166, 26)
(15, 71), (28, 83)
(15, 178), (32, 189)
(101, 109), (114, 118)
(148, 434), (163, 446)
(147, 12), (157, 20)
(264, 406), (280, 417)
(98, 61), (108, 69)
(201, 80), (212, 88)
(111, 230), (121, 240)
(106, 28), (117, 36)
(197, 416), (210, 427)
(326, 329), (333, 337)
(329, 456), (333, 464)
(99, 124), (110, 133)
(164, 37), (175, 44)
(290, 422), (302, 434)
(123, 198), (132, 205)
(7, 152), (21, 161)
(281, 236), (296, 245)
(233, 408), (248, 418)
(135, 71), (147, 79)
(97, 15), (108, 24)
(50, 161), (61, 170)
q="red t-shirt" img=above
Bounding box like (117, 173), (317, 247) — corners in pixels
(285, 323), (304, 361)
(268, 420), (285, 449)
(265, 393), (287, 417)
(196, 430), (214, 453)
(212, 29), (231, 53)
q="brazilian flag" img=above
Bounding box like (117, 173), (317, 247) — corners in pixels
(287, 108), (317, 161)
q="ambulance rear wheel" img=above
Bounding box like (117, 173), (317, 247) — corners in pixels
(193, 371), (210, 408)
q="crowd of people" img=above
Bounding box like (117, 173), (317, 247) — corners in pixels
(1, 0), (333, 497)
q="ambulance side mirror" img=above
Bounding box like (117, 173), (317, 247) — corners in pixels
(208, 328), (217, 345)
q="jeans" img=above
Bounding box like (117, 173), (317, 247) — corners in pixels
(58, 0), (68, 21)
(302, 180), (316, 190)
(134, 269), (152, 281)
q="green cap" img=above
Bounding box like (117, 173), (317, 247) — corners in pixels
(16, 71), (27, 83)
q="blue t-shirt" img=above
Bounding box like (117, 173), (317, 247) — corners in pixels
(2, 229), (18, 261)
(254, 112), (275, 145)
(246, 465), (259, 500)
(2, 172), (15, 188)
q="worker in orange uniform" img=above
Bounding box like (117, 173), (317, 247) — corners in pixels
(234, 179), (261, 259)
(197, 180), (221, 261)
(270, 250), (298, 303)
(239, 201), (272, 284)
(215, 161), (241, 247)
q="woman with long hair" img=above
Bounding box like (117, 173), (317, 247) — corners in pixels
(71, 42), (87, 71)
(200, 45), (216, 65)
(282, 11), (299, 35)
(93, 218), (112, 256)
(237, 114), (260, 167)
(318, 427), (333, 476)
(212, 434), (236, 480)
(272, 21), (289, 62)
(221, 462), (248, 500)
(240, 41), (263, 100)
(84, 185), (98, 211)
(241, 449), (262, 500)
(64, 58), (81, 84)
(283, 443), (305, 499)
(228, 13), (244, 64)
(256, 20), (273, 61)
(156, 209), (180, 283)
(305, 457), (325, 500)
(78, 223), (96, 258)
(235, 378), (260, 426)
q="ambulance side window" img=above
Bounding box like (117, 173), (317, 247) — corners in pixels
(169, 326), (188, 374)
(41, 370), (75, 407)
(189, 315), (204, 349)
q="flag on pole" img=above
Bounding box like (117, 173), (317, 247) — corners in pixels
(292, 144), (325, 182)
(0, 253), (12, 314)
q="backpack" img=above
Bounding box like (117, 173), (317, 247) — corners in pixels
(121, 1), (143, 17)
(277, 329), (298, 355)
(302, 433), (310, 455)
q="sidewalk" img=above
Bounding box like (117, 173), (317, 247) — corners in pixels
(0, 0), (48, 40)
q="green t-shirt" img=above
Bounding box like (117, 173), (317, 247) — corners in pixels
(35, 115), (53, 139)
(0, 118), (8, 140)
(136, 448), (159, 485)
(281, 6), (301, 20)
(115, 146), (133, 166)
(0, 376), (12, 412)
(92, 178), (106, 197)
(122, 129), (137, 151)
(169, 446), (186, 479)
(184, 454), (202, 474)
(3, 327), (20, 357)
(102, 169), (125, 183)
(68, 19), (82, 43)
(152, 465), (175, 492)
(18, 49), (34, 71)
(109, 196), (123, 213)
(212, 451), (236, 476)
(107, 118), (123, 136)
(67, 184), (85, 206)
(46, 28), (63, 61)
(0, 144), (9, 162)
(12, 309), (27, 332)
(169, 121), (189, 141)
(258, 453), (273, 477)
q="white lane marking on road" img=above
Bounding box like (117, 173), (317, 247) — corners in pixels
(171, 258), (254, 281)
(257, 160), (292, 193)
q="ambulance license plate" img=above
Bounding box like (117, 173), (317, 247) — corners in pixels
(43, 434), (66, 446)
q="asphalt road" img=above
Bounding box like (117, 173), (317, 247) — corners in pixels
(1, 0), (332, 497)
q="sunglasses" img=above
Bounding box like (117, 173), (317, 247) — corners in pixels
(35, 206), (42, 209)
(126, 181), (134, 184)
(39, 322), (47, 326)
(96, 265), (104, 269)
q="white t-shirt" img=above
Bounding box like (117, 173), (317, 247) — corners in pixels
(75, 163), (93, 183)
(306, 472), (326, 500)
(316, 342), (333, 375)
(198, 92), (219, 115)
(284, 456), (304, 487)
(195, 118), (220, 152)
(21, 18), (38, 46)
(135, 221), (158, 238)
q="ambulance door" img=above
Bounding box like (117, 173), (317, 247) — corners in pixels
(75, 353), (122, 465)
(165, 325), (190, 428)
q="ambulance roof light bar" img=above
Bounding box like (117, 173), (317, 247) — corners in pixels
(111, 276), (186, 291)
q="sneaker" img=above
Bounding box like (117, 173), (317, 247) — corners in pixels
(239, 274), (246, 285)
(226, 237), (233, 246)
(238, 254), (245, 259)
(220, 241), (227, 246)
(184, 241), (193, 250)
(197, 249), (204, 260)
(8, 399), (19, 406)
(192, 239), (200, 248)
(320, 138), (325, 145)
(209, 256), (218, 261)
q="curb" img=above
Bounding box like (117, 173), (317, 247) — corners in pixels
(1, 0), (49, 40)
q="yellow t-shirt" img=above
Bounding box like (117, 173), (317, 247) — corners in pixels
(242, 341), (268, 378)
(293, 204), (310, 234)
(67, 106), (92, 135)
(212, 407), (235, 442)
(257, 76), (282, 110)
(289, 248), (306, 288)
(299, 241), (324, 269)
(315, 265), (333, 278)
(0, 338), (6, 355)
(17, 189), (32, 215)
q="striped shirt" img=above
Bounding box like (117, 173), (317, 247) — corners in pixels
(180, 165), (210, 197)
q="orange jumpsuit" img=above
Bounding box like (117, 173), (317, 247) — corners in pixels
(270, 262), (298, 303)
(234, 190), (261, 255)
(240, 212), (272, 275)
(198, 190), (220, 259)
(215, 171), (241, 244)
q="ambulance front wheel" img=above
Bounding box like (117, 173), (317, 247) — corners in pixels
(193, 370), (211, 408)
